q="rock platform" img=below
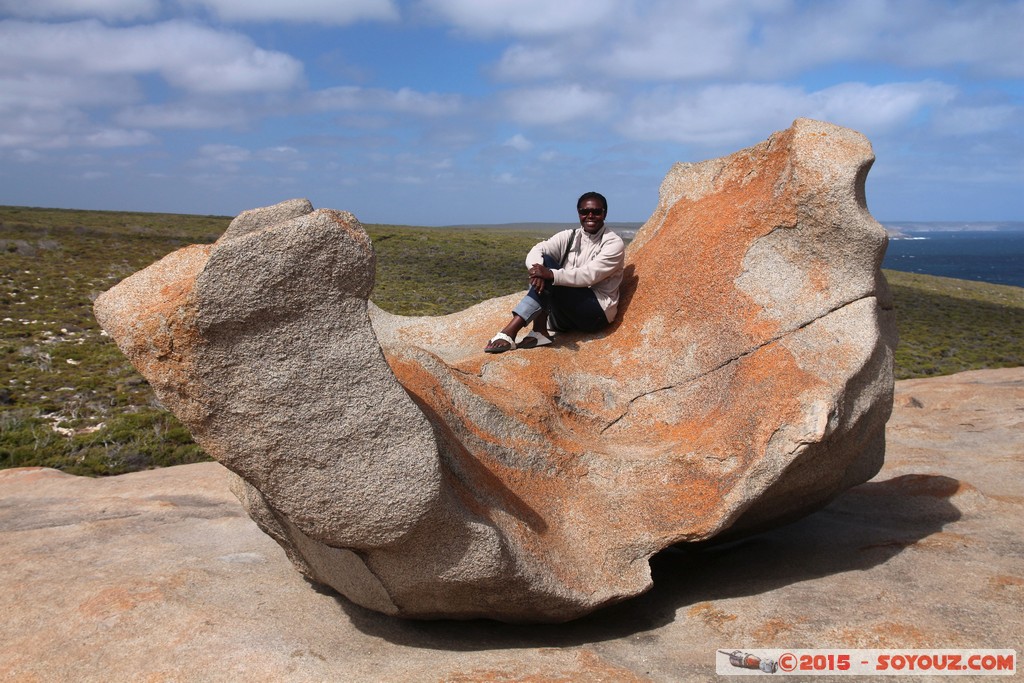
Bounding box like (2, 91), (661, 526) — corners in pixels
(1, 368), (1020, 681)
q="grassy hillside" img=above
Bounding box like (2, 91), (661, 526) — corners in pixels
(885, 270), (1023, 379)
(2, 206), (1021, 475)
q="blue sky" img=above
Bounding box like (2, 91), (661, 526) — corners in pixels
(0, 0), (1021, 225)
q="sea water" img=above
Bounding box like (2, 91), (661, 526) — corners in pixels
(601, 224), (1023, 289)
(883, 231), (1024, 289)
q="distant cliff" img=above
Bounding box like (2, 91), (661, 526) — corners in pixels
(884, 220), (1024, 238)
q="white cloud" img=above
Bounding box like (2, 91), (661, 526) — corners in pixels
(737, 1), (1024, 80)
(932, 105), (1019, 136)
(184, 0), (399, 24)
(258, 145), (300, 159)
(501, 84), (612, 126)
(0, 0), (159, 21)
(467, 0), (1024, 84)
(754, 0), (1024, 79)
(200, 144), (251, 162)
(256, 146), (308, 171)
(310, 86), (461, 116)
(465, 1), (784, 81)
(0, 20), (304, 93)
(746, 1), (895, 77)
(424, 0), (616, 36)
(0, 19), (304, 150)
(81, 128), (157, 147)
(745, 1), (1024, 79)
(597, 2), (756, 81)
(493, 44), (566, 80)
(10, 149), (45, 162)
(0, 74), (142, 110)
(0, 105), (155, 149)
(115, 103), (248, 129)
(0, 113), (73, 148)
(191, 143), (252, 171)
(621, 81), (957, 146)
(809, 81), (956, 132)
(503, 134), (532, 151)
(894, 1), (1024, 78)
(622, 84), (801, 146)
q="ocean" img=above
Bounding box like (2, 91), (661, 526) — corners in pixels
(485, 222), (1024, 289)
(882, 230), (1024, 289)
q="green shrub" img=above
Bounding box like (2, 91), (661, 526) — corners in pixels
(886, 270), (1024, 379)
(2, 206), (1021, 476)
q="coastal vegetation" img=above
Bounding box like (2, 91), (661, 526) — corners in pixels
(2, 206), (1022, 475)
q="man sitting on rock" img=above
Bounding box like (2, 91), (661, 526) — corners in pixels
(485, 191), (625, 352)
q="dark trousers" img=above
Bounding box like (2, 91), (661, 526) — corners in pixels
(511, 254), (608, 333)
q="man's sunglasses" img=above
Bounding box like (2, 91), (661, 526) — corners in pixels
(578, 208), (605, 216)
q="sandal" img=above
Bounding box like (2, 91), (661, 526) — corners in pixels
(484, 332), (516, 354)
(518, 330), (553, 349)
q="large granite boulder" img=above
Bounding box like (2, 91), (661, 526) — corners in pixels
(94, 118), (896, 622)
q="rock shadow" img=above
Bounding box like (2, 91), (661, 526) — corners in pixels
(612, 263), (638, 323)
(336, 473), (963, 649)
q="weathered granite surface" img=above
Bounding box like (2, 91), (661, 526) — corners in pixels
(92, 118), (896, 621)
(1, 368), (1020, 681)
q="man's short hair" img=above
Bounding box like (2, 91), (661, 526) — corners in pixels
(577, 191), (608, 213)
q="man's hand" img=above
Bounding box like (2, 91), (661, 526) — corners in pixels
(528, 263), (554, 294)
(528, 263), (553, 280)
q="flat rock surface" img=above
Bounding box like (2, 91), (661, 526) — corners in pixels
(1, 367), (1021, 682)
